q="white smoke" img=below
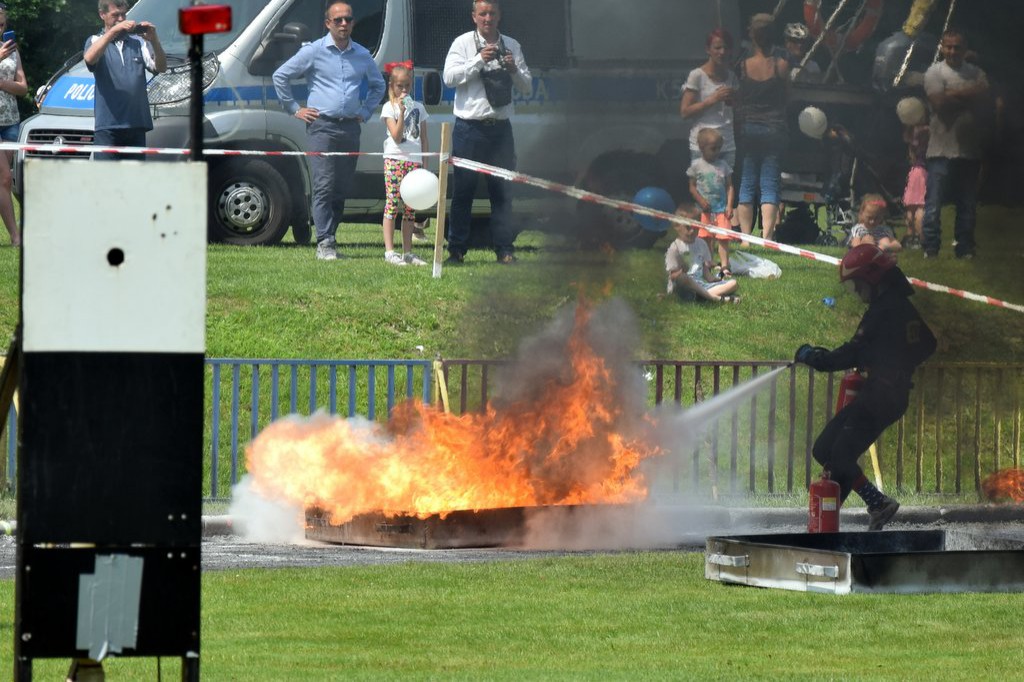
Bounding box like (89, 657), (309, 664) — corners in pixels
(228, 475), (307, 544)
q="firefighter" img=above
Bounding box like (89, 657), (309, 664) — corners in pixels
(795, 244), (936, 530)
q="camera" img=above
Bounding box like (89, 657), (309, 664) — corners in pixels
(132, 24), (148, 35)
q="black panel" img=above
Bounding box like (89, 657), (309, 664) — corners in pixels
(16, 352), (204, 545)
(15, 545), (200, 659)
(412, 0), (569, 70)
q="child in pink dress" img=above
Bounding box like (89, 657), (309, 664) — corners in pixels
(901, 122), (929, 250)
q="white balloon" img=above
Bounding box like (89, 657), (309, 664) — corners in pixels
(896, 97), (927, 126)
(798, 106), (828, 140)
(399, 168), (440, 211)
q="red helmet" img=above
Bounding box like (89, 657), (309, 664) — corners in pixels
(839, 244), (896, 285)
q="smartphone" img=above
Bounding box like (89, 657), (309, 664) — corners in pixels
(2, 31), (15, 43)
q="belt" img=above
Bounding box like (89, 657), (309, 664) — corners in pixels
(318, 114), (361, 124)
(458, 117), (508, 126)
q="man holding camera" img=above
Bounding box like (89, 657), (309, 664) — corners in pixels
(443, 0), (531, 264)
(84, 0), (166, 160)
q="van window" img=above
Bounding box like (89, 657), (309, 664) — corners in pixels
(251, 0), (386, 74)
(275, 0), (386, 53)
(127, 0), (269, 55)
(413, 0), (568, 70)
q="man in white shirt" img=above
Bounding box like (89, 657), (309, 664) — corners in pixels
(921, 29), (989, 260)
(442, 0), (531, 264)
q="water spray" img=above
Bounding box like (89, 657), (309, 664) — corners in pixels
(661, 364), (791, 452)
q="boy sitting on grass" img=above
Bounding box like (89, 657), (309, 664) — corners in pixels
(665, 203), (739, 303)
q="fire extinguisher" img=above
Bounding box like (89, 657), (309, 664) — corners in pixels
(835, 370), (865, 412)
(808, 471), (841, 533)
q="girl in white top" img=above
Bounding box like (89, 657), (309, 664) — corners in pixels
(0, 9), (24, 247)
(680, 28), (739, 168)
(380, 64), (429, 266)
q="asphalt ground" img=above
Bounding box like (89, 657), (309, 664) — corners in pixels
(2, 504), (1024, 578)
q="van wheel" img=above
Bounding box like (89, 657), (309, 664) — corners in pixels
(209, 159), (291, 245)
(575, 150), (667, 250)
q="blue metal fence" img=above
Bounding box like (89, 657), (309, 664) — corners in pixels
(204, 358), (433, 499)
(1, 359), (1021, 503)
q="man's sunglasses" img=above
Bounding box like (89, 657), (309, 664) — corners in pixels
(330, 16), (355, 25)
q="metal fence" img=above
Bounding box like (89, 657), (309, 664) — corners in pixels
(1, 359), (1021, 502)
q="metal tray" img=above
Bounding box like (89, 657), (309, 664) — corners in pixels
(306, 506), (530, 549)
(705, 530), (1024, 594)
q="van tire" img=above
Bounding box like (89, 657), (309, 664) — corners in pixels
(575, 150), (667, 251)
(209, 159), (291, 245)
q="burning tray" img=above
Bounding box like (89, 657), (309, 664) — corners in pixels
(305, 503), (687, 550)
(705, 530), (1024, 594)
(306, 506), (531, 549)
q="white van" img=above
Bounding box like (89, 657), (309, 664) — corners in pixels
(20, 0), (742, 246)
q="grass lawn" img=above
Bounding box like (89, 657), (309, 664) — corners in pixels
(0, 207), (1022, 679)
(0, 206), (1020, 363)
(3, 552), (1022, 680)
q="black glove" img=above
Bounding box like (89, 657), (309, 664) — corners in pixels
(795, 344), (825, 366)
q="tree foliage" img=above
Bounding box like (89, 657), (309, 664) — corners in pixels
(5, 0), (100, 116)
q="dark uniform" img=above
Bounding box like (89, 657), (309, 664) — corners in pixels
(800, 272), (936, 502)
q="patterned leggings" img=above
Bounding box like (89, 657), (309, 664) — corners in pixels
(384, 158), (421, 220)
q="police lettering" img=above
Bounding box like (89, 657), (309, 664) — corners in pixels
(65, 83), (96, 102)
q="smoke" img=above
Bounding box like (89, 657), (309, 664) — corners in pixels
(228, 475), (307, 544)
(495, 297), (647, 416)
(509, 348), (792, 550)
(518, 502), (727, 550)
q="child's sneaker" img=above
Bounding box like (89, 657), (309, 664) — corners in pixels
(384, 251), (407, 266)
(403, 252), (427, 266)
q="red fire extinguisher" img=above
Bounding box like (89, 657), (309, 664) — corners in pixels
(808, 471), (841, 533)
(835, 370), (865, 412)
(806, 371), (862, 533)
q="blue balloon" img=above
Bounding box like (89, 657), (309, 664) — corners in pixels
(632, 186), (676, 232)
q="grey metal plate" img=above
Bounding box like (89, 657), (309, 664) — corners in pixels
(705, 530), (1024, 594)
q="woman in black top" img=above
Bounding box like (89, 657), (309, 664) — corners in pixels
(735, 14), (789, 243)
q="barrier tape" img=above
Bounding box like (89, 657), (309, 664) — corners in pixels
(449, 156), (1024, 315)
(0, 141), (436, 158)
(8, 141), (1022, 314)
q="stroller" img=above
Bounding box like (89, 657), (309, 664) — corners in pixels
(777, 123), (897, 247)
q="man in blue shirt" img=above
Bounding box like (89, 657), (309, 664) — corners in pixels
(273, 1), (386, 260)
(84, 0), (166, 160)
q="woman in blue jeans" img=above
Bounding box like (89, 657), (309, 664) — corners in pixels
(735, 14), (789, 243)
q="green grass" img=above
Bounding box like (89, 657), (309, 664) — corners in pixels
(1, 210), (1023, 679)
(3, 552), (1023, 680)
(0, 205), (1020, 362)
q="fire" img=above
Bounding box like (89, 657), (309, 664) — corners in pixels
(981, 468), (1024, 503)
(246, 302), (662, 524)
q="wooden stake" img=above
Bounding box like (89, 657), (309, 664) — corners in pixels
(869, 443), (884, 492)
(432, 122), (452, 279)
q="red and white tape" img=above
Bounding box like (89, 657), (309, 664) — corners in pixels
(0, 141), (431, 158)
(7, 141), (1021, 314)
(449, 156), (1024, 315)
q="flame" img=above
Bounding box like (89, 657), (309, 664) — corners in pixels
(981, 468), (1024, 503)
(246, 302), (662, 523)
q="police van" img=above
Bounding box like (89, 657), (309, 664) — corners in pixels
(20, 0), (743, 246)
